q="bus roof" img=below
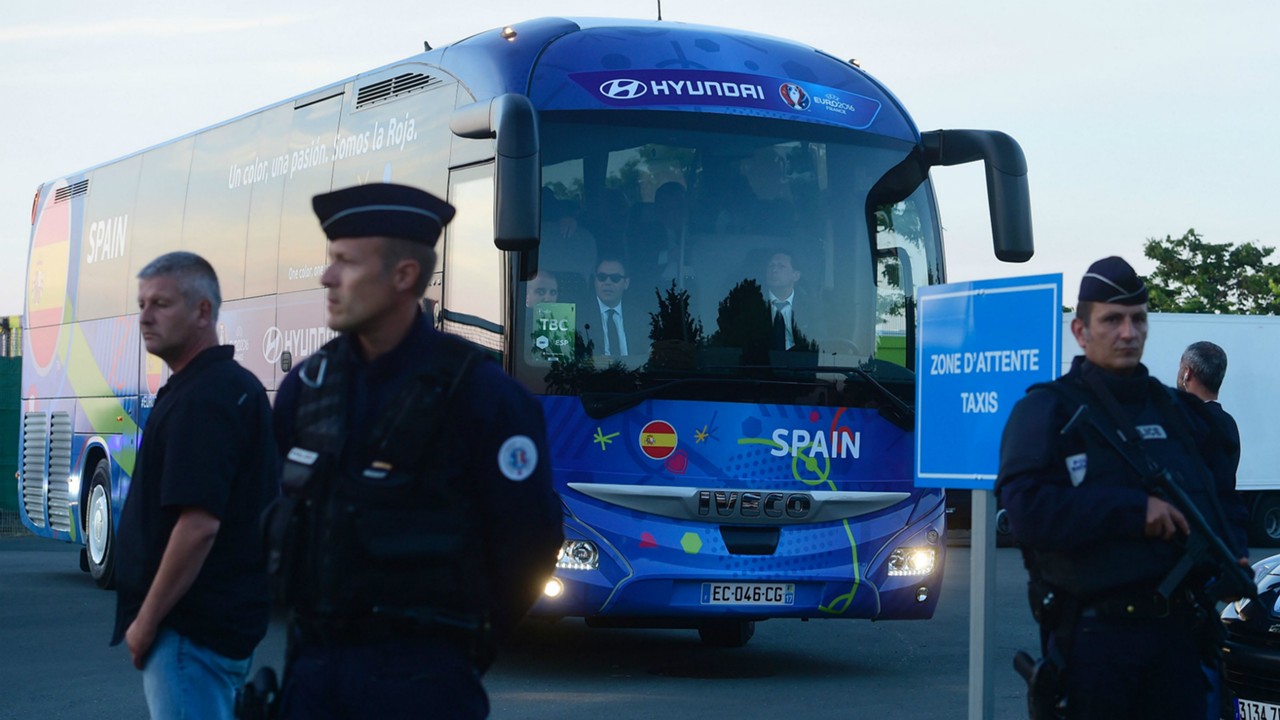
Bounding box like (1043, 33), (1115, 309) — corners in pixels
(37, 17), (918, 185)
(443, 17), (917, 141)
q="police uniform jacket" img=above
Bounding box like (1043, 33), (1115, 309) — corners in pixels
(997, 356), (1248, 598)
(273, 313), (563, 637)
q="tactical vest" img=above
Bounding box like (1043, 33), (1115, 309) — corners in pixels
(1028, 374), (1230, 599)
(277, 333), (489, 622)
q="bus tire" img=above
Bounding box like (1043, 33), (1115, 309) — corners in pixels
(1249, 493), (1280, 548)
(86, 459), (116, 589)
(697, 620), (755, 648)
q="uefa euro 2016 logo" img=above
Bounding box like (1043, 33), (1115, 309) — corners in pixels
(779, 83), (810, 110)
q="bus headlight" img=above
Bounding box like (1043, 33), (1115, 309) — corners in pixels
(556, 540), (599, 570)
(543, 577), (564, 598)
(888, 547), (936, 577)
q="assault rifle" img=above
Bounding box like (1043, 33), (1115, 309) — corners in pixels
(1061, 404), (1257, 605)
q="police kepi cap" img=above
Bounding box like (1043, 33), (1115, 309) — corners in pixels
(1078, 256), (1148, 305)
(312, 183), (456, 246)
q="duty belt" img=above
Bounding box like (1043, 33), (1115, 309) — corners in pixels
(1079, 588), (1204, 623)
(294, 607), (488, 648)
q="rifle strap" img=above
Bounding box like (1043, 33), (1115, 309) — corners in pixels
(1079, 372), (1235, 547)
(1047, 372), (1238, 597)
(366, 337), (487, 471)
(1077, 371), (1158, 473)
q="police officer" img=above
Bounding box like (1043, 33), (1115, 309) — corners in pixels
(269, 183), (563, 719)
(998, 256), (1249, 719)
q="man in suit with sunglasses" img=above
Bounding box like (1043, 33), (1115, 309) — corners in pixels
(589, 256), (648, 360)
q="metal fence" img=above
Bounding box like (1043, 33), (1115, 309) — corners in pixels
(1, 316), (19, 358)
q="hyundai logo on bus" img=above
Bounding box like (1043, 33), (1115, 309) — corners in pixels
(575, 70), (882, 132)
(262, 325), (337, 365)
(599, 79), (647, 99)
(698, 490), (812, 519)
(597, 76), (766, 101)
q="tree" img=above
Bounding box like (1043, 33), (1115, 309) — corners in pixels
(646, 282), (704, 371)
(1142, 229), (1280, 314)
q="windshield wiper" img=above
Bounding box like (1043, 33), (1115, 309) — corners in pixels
(842, 366), (914, 430)
(750, 364), (915, 430)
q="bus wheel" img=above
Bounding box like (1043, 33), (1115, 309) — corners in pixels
(1250, 494), (1280, 548)
(86, 460), (115, 589)
(697, 620), (755, 648)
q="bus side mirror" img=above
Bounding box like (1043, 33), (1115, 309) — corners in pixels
(922, 129), (1033, 263)
(451, 93), (541, 252)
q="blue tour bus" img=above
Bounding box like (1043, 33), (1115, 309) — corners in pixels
(19, 17), (1032, 646)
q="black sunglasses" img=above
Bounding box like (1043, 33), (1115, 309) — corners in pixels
(595, 272), (626, 283)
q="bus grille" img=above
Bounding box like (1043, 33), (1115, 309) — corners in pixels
(48, 413), (72, 533)
(21, 413), (47, 528)
(53, 180), (88, 204)
(355, 73), (440, 109)
(20, 411), (74, 532)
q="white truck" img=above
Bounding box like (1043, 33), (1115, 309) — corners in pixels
(1061, 311), (1280, 546)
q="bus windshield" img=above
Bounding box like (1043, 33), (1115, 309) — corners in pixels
(515, 111), (942, 415)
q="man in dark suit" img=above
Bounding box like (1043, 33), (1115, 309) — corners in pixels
(590, 257), (648, 359)
(764, 250), (822, 351)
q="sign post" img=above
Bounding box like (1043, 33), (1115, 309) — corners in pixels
(915, 274), (1062, 720)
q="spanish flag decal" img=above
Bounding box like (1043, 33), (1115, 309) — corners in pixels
(638, 420), (678, 460)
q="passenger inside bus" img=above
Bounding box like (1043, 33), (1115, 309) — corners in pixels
(738, 146), (797, 235)
(525, 270), (559, 308)
(627, 181), (693, 296)
(583, 187), (630, 251)
(585, 256), (649, 361)
(763, 250), (823, 352)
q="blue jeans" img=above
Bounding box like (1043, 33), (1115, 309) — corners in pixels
(141, 628), (253, 720)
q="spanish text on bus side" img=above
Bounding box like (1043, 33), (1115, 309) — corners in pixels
(18, 17), (1033, 646)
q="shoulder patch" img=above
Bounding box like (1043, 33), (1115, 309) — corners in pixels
(498, 435), (538, 482)
(1065, 453), (1087, 486)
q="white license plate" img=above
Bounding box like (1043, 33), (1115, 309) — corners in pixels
(700, 582), (794, 605)
(1237, 698), (1280, 720)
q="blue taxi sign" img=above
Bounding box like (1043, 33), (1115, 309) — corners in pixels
(915, 274), (1062, 489)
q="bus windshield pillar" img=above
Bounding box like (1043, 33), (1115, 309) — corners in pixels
(450, 94), (541, 251)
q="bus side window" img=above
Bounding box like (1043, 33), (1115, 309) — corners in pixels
(277, 94), (342, 296)
(183, 118), (260, 302)
(78, 156), (141, 321)
(130, 139), (194, 293)
(244, 104), (294, 299)
(442, 164), (504, 355)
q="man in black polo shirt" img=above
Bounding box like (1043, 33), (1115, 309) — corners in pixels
(1178, 340), (1241, 472)
(112, 251), (277, 719)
